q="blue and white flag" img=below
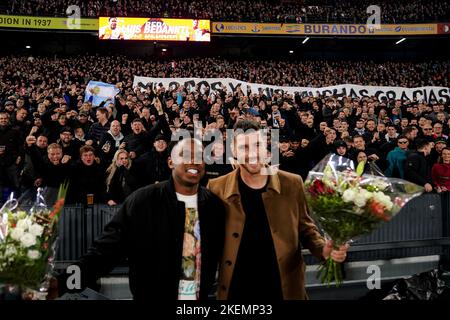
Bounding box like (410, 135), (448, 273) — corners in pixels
(84, 81), (120, 107)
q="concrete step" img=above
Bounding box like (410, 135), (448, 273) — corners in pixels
(96, 255), (447, 300)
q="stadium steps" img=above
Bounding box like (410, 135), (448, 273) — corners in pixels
(94, 255), (447, 300)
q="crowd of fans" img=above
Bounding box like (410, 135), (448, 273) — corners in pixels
(3, 0), (449, 23)
(0, 54), (449, 205)
(0, 56), (447, 89)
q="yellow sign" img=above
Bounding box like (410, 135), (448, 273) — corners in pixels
(0, 15), (438, 36)
(0, 15), (98, 30)
(212, 22), (438, 36)
(98, 17), (211, 41)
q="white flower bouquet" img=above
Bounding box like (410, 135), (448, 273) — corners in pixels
(0, 183), (68, 299)
(305, 154), (424, 286)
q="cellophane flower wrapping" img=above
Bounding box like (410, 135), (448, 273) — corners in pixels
(0, 183), (68, 299)
(304, 154), (424, 286)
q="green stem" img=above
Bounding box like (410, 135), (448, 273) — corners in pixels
(317, 256), (344, 287)
(327, 258), (333, 287)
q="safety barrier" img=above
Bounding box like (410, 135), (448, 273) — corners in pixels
(50, 193), (450, 268)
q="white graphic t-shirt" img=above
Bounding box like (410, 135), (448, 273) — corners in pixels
(176, 192), (201, 300)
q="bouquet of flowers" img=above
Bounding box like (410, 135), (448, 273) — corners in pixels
(305, 154), (423, 287)
(0, 183), (68, 299)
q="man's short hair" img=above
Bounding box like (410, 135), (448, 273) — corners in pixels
(334, 140), (347, 149)
(343, 136), (353, 144)
(47, 143), (62, 152)
(60, 126), (73, 135)
(96, 108), (108, 116)
(154, 134), (168, 143)
(80, 145), (95, 156)
(415, 138), (430, 151)
(403, 126), (416, 136)
(353, 134), (364, 141)
(233, 119), (261, 131)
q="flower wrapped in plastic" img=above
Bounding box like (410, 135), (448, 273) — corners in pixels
(304, 154), (423, 287)
(0, 183), (68, 299)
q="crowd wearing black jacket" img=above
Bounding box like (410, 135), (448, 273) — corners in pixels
(1, 54), (449, 204)
(0, 119), (23, 192)
(3, 0), (449, 23)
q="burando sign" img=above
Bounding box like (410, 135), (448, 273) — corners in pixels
(212, 22), (440, 35)
(0, 14), (97, 30)
(133, 76), (450, 103)
(0, 15), (443, 35)
(0, 15), (442, 35)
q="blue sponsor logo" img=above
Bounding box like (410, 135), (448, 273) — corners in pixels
(215, 23), (224, 32)
(286, 25), (301, 33)
(395, 26), (402, 32)
(263, 26), (281, 31)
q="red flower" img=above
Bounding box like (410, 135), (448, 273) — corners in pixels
(369, 200), (390, 221)
(325, 185), (335, 195)
(308, 179), (335, 197)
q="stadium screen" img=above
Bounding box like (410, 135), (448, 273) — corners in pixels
(98, 17), (211, 42)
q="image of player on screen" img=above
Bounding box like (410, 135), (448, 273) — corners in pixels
(191, 19), (210, 41)
(99, 17), (125, 40)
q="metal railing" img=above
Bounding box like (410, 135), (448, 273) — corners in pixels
(55, 205), (118, 262)
(52, 193), (450, 271)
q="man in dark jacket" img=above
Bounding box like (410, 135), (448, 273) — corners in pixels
(348, 135), (387, 170)
(41, 105), (68, 143)
(123, 108), (170, 160)
(278, 135), (303, 176)
(25, 142), (72, 204)
(404, 139), (433, 192)
(307, 127), (337, 165)
(133, 133), (171, 186)
(21, 135), (48, 190)
(66, 145), (107, 205)
(58, 127), (84, 161)
(99, 120), (125, 164)
(10, 108), (30, 138)
(87, 108), (110, 146)
(0, 112), (23, 195)
(61, 138), (225, 300)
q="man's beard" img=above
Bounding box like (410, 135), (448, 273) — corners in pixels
(241, 162), (264, 175)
